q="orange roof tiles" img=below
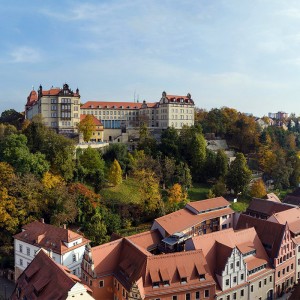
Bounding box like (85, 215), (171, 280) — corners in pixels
(11, 250), (87, 300)
(236, 214), (286, 260)
(14, 220), (89, 255)
(81, 101), (146, 109)
(154, 205), (234, 236)
(127, 229), (162, 250)
(186, 197), (230, 213)
(80, 114), (103, 127)
(188, 227), (270, 279)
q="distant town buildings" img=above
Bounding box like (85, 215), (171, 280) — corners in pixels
(25, 86), (195, 142)
(268, 111), (289, 121)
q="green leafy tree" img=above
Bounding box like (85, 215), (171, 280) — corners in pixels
(159, 127), (179, 159)
(84, 210), (108, 245)
(108, 159), (122, 186)
(138, 124), (157, 156)
(212, 179), (227, 196)
(77, 114), (96, 142)
(0, 109), (24, 129)
(226, 153), (252, 195)
(215, 149), (228, 179)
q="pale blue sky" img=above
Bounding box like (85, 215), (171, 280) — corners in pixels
(1, 0), (300, 116)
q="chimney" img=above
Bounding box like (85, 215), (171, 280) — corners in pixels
(40, 218), (45, 223)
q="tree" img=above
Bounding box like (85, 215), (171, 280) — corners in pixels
(84, 210), (108, 245)
(42, 172), (64, 189)
(167, 183), (187, 212)
(134, 169), (163, 218)
(249, 179), (267, 198)
(0, 162), (16, 188)
(212, 179), (227, 196)
(215, 149), (228, 179)
(0, 134), (49, 177)
(226, 153), (252, 195)
(137, 124), (157, 156)
(108, 159), (122, 186)
(0, 109), (24, 129)
(159, 127), (179, 159)
(0, 188), (20, 234)
(77, 115), (96, 142)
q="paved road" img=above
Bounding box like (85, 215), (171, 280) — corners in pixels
(0, 277), (15, 300)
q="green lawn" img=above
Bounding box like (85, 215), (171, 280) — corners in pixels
(100, 177), (143, 205)
(188, 183), (212, 201)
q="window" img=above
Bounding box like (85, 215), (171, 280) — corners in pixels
(259, 281), (261, 288)
(185, 294), (190, 300)
(226, 279), (229, 286)
(26, 247), (30, 256)
(236, 261), (240, 267)
(233, 276), (237, 283)
(241, 273), (244, 280)
(72, 254), (77, 262)
(264, 278), (267, 285)
(204, 290), (209, 298)
(163, 280), (170, 286)
(240, 289), (244, 297)
(19, 244), (23, 253)
(226, 296), (230, 300)
(89, 280), (92, 286)
(283, 268), (285, 275)
(99, 280), (104, 288)
(181, 277), (187, 284)
(287, 266), (289, 272)
(20, 259), (23, 266)
(222, 224), (227, 229)
(172, 296), (177, 300)
(278, 271), (280, 277)
(152, 282), (159, 288)
(270, 275), (273, 282)
(195, 291), (200, 300)
(251, 285), (253, 292)
(291, 263), (294, 270)
(230, 263), (233, 269)
(233, 292), (236, 300)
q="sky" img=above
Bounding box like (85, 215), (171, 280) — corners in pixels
(1, 0), (300, 116)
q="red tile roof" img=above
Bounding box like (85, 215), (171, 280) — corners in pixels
(246, 198), (292, 217)
(236, 214), (286, 260)
(186, 197), (230, 213)
(188, 227), (270, 277)
(81, 101), (147, 110)
(14, 220), (89, 255)
(153, 204), (234, 236)
(88, 236), (214, 298)
(11, 249), (89, 300)
(80, 114), (103, 127)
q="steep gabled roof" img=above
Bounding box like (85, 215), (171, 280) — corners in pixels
(80, 114), (103, 127)
(246, 198), (292, 217)
(11, 249), (91, 300)
(187, 227), (270, 280)
(14, 221), (89, 255)
(236, 214), (286, 260)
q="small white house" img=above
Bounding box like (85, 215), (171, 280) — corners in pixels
(13, 219), (89, 281)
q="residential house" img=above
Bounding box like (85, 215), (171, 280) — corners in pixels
(13, 219), (89, 280)
(236, 215), (295, 298)
(79, 114), (104, 143)
(151, 197), (234, 249)
(81, 230), (215, 300)
(11, 249), (94, 299)
(25, 84), (81, 134)
(185, 227), (274, 300)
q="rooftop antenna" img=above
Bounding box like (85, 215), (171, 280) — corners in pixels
(137, 94), (140, 103)
(134, 90), (136, 103)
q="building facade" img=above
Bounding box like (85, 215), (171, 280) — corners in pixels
(25, 84), (81, 134)
(13, 220), (89, 280)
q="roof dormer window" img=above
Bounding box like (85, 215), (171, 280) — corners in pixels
(152, 282), (159, 288)
(180, 277), (187, 284)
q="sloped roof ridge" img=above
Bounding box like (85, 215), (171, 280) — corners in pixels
(147, 248), (204, 261)
(123, 237), (153, 257)
(91, 238), (123, 252)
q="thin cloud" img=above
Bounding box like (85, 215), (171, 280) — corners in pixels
(10, 46), (41, 63)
